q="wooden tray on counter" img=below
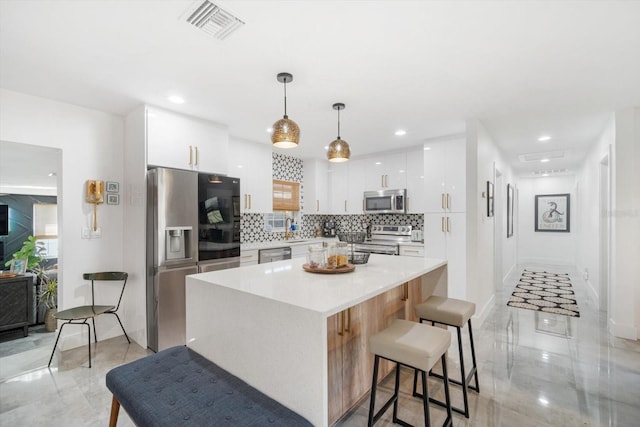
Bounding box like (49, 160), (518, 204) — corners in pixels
(302, 264), (355, 274)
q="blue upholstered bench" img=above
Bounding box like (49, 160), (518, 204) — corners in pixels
(106, 346), (313, 426)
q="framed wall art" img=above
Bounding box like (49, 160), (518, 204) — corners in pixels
(107, 194), (120, 205)
(487, 180), (494, 217)
(535, 193), (570, 232)
(106, 181), (119, 193)
(507, 183), (514, 238)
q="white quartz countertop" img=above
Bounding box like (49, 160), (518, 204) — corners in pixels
(189, 255), (446, 317)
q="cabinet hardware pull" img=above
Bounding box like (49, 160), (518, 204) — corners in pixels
(446, 216), (451, 232)
(441, 193), (445, 209)
(344, 200), (347, 212)
(381, 175), (384, 187)
(248, 194), (252, 209)
(316, 200), (319, 212)
(446, 193), (451, 210)
(345, 308), (351, 332)
(385, 175), (389, 187)
(338, 311), (345, 336)
(189, 145), (193, 166)
(195, 146), (199, 166)
(244, 194), (247, 209)
(441, 217), (445, 232)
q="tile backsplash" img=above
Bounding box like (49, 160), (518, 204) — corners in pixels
(241, 212), (424, 243)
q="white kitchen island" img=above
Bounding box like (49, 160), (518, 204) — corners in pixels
(186, 255), (448, 426)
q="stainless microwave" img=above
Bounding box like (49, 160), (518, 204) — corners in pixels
(364, 189), (406, 214)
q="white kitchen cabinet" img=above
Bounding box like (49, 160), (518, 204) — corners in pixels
(240, 249), (259, 266)
(424, 212), (466, 299)
(363, 151), (407, 190)
(347, 160), (365, 214)
(405, 146), (425, 213)
(423, 138), (466, 213)
(399, 244), (424, 257)
(329, 162), (349, 214)
(146, 106), (228, 174)
(228, 137), (272, 213)
(303, 159), (329, 214)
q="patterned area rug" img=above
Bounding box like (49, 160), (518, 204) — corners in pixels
(507, 270), (580, 317)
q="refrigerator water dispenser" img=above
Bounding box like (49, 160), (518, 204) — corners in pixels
(165, 227), (191, 261)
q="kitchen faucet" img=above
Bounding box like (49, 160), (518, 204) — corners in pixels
(285, 217), (293, 240)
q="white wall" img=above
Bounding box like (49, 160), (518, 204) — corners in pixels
(466, 119), (517, 323)
(517, 175), (577, 265)
(576, 115), (615, 301)
(610, 107), (639, 340)
(0, 88), (129, 350)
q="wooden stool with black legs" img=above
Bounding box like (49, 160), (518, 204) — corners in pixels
(413, 295), (479, 418)
(368, 319), (453, 427)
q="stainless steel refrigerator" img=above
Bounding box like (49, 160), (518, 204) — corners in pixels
(146, 167), (198, 352)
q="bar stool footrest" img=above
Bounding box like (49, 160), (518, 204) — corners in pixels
(429, 367), (479, 392)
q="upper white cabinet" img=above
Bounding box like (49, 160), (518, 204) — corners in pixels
(405, 147), (425, 213)
(363, 152), (407, 190)
(328, 162), (349, 214)
(146, 106), (228, 174)
(228, 137), (272, 213)
(303, 159), (330, 214)
(347, 160), (365, 214)
(423, 138), (466, 213)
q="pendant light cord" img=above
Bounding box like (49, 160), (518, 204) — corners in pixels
(283, 77), (288, 118)
(337, 106), (341, 139)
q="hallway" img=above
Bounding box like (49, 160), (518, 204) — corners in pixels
(0, 264), (639, 426)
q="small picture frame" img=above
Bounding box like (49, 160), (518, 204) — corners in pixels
(107, 194), (120, 205)
(535, 193), (570, 232)
(486, 180), (494, 217)
(10, 258), (27, 274)
(106, 181), (119, 193)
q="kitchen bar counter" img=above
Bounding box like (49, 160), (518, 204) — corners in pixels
(186, 255), (447, 426)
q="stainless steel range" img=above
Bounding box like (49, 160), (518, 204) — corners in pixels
(353, 224), (412, 255)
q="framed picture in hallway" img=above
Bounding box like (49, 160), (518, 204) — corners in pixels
(486, 180), (494, 217)
(535, 193), (570, 232)
(507, 184), (514, 238)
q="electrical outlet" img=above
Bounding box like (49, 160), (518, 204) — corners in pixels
(81, 227), (90, 239)
(91, 227), (102, 239)
(81, 227), (102, 239)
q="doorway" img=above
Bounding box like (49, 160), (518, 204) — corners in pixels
(0, 140), (62, 369)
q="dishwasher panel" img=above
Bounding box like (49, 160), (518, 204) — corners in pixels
(258, 247), (292, 264)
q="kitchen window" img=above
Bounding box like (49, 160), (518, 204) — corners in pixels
(272, 180), (300, 211)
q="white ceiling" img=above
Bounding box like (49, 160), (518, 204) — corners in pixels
(1, 0), (639, 181)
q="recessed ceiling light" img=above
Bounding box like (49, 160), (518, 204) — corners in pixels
(540, 158), (550, 163)
(394, 130), (407, 136)
(266, 128), (273, 133)
(375, 162), (382, 165)
(542, 173), (549, 177)
(424, 146), (431, 151)
(167, 95), (185, 104)
(324, 146), (329, 150)
(538, 135), (551, 142)
(48, 172), (56, 177)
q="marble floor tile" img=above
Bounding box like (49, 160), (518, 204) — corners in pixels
(0, 263), (638, 426)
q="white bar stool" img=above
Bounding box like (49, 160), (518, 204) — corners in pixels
(414, 295), (479, 418)
(368, 319), (453, 427)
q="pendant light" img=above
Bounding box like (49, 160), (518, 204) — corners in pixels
(327, 103), (351, 162)
(271, 72), (300, 148)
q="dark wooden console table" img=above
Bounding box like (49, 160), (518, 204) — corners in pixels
(0, 274), (34, 336)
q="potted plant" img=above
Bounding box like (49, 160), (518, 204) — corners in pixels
(4, 235), (45, 271)
(38, 276), (58, 332)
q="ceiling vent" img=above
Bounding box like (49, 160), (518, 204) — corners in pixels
(518, 150), (566, 163)
(184, 1), (245, 40)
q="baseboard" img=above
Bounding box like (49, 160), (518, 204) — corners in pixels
(609, 318), (638, 340)
(518, 258), (576, 267)
(473, 293), (495, 328)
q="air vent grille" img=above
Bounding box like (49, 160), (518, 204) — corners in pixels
(530, 168), (570, 176)
(185, 1), (245, 40)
